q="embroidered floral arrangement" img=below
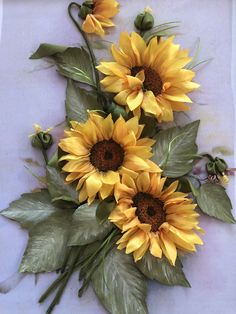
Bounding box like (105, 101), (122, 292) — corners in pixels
(1, 1), (235, 313)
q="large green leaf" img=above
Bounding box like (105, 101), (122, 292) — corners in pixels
(92, 248), (148, 314)
(153, 120), (199, 177)
(65, 79), (102, 124)
(196, 183), (236, 223)
(1, 190), (59, 229)
(30, 43), (68, 59)
(56, 47), (95, 86)
(46, 166), (79, 204)
(20, 209), (73, 273)
(68, 202), (113, 246)
(1, 190), (74, 273)
(137, 253), (190, 287)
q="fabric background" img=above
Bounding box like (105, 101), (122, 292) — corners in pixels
(0, 0), (236, 313)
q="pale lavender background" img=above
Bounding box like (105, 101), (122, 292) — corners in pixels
(0, 0), (236, 313)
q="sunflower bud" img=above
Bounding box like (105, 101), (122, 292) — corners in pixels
(206, 161), (217, 175)
(30, 124), (53, 150)
(79, 1), (94, 20)
(214, 157), (228, 175)
(218, 173), (229, 185)
(105, 101), (128, 121)
(134, 7), (154, 31)
(31, 132), (53, 150)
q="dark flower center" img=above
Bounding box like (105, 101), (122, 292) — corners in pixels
(131, 66), (162, 96)
(133, 192), (165, 232)
(90, 139), (124, 172)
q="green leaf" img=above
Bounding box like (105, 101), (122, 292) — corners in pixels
(1, 190), (74, 273)
(137, 253), (190, 287)
(48, 149), (59, 168)
(68, 201), (113, 246)
(20, 209), (73, 273)
(1, 190), (59, 229)
(96, 197), (115, 223)
(56, 47), (95, 86)
(196, 183), (236, 223)
(46, 166), (79, 204)
(65, 79), (102, 124)
(30, 43), (68, 59)
(92, 248), (148, 314)
(153, 120), (200, 177)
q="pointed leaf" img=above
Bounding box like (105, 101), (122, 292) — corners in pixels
(153, 121), (199, 177)
(65, 79), (102, 123)
(92, 248), (148, 314)
(46, 166), (79, 204)
(20, 209), (73, 273)
(1, 190), (59, 229)
(30, 43), (68, 59)
(68, 201), (113, 246)
(137, 252), (190, 287)
(196, 183), (236, 223)
(56, 47), (95, 86)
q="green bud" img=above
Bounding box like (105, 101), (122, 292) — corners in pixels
(79, 1), (94, 20)
(206, 161), (217, 175)
(215, 157), (228, 174)
(105, 101), (128, 121)
(134, 11), (154, 31)
(31, 132), (53, 150)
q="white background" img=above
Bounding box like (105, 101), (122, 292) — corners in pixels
(0, 0), (236, 313)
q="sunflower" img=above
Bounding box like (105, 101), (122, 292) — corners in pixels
(97, 32), (199, 122)
(109, 172), (203, 265)
(81, 0), (119, 36)
(58, 113), (161, 204)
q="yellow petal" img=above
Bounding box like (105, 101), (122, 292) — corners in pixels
(149, 234), (162, 258)
(82, 14), (105, 36)
(133, 237), (149, 262)
(85, 172), (103, 197)
(141, 91), (162, 116)
(126, 230), (146, 254)
(160, 231), (177, 265)
(127, 90), (144, 111)
(136, 172), (150, 192)
(101, 171), (120, 184)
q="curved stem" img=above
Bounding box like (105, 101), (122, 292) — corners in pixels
(68, 2), (101, 95)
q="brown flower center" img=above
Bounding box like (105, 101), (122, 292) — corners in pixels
(131, 66), (162, 96)
(90, 139), (124, 172)
(133, 192), (165, 232)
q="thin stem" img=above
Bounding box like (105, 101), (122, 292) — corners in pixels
(68, 2), (101, 95)
(41, 149), (48, 164)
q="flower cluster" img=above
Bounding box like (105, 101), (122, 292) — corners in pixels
(1, 1), (235, 314)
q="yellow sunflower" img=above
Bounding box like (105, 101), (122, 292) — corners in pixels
(109, 172), (204, 265)
(81, 0), (119, 36)
(58, 113), (161, 204)
(97, 32), (199, 122)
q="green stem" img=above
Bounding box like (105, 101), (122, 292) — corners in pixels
(46, 248), (81, 314)
(41, 149), (48, 164)
(68, 2), (101, 95)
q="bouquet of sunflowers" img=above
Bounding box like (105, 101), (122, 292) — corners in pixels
(1, 1), (235, 313)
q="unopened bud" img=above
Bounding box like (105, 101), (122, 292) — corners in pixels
(215, 157), (228, 175)
(105, 101), (128, 121)
(79, 1), (94, 20)
(134, 9), (154, 31)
